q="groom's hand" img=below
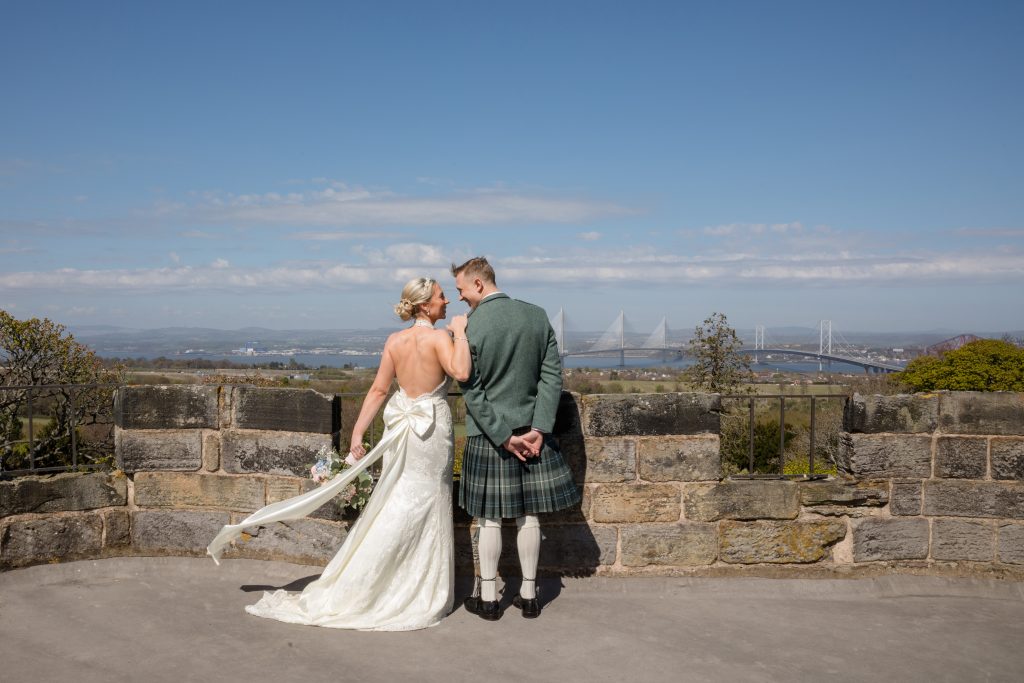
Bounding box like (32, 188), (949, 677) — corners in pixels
(520, 430), (543, 456)
(503, 435), (533, 462)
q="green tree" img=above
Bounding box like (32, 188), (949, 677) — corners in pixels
(720, 418), (796, 474)
(898, 339), (1024, 392)
(685, 312), (753, 392)
(1, 311), (121, 472)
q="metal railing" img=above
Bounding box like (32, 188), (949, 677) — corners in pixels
(1, 383), (120, 477)
(721, 393), (848, 480)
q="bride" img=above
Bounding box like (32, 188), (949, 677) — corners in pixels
(207, 277), (470, 631)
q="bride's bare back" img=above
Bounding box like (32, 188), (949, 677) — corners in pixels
(385, 327), (452, 398)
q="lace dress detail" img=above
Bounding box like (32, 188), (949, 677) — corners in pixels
(243, 378), (454, 631)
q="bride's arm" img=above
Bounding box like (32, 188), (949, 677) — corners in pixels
(437, 314), (471, 382)
(349, 341), (397, 458)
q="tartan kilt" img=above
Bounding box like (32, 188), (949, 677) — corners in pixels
(459, 433), (581, 519)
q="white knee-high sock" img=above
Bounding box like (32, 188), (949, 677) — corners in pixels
(478, 517), (502, 602)
(516, 515), (540, 599)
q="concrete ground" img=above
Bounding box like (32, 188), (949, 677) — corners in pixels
(2, 557), (1023, 683)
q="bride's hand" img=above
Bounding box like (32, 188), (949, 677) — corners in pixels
(447, 314), (468, 336)
(350, 437), (366, 460)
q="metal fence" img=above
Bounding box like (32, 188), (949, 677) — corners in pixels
(0, 383), (120, 477)
(721, 393), (849, 480)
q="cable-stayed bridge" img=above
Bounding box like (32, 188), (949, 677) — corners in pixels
(549, 310), (902, 372)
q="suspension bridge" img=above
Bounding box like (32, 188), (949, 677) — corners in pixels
(548, 310), (903, 372)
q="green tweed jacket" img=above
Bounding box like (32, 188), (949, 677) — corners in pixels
(459, 293), (563, 447)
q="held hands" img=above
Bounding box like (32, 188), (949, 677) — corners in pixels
(502, 431), (543, 462)
(447, 314), (468, 337)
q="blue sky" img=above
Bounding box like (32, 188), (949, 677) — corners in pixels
(2, 1), (1022, 335)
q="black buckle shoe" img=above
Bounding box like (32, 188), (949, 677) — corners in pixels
(464, 595), (502, 621)
(512, 594), (541, 619)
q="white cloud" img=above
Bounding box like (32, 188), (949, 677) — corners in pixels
(578, 231), (601, 241)
(288, 230), (405, 241)
(169, 252), (181, 264)
(954, 227), (1024, 237)
(179, 179), (629, 227)
(211, 258), (230, 269)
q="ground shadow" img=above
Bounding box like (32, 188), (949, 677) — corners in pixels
(240, 574), (320, 593)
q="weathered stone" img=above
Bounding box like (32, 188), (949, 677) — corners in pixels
(922, 481), (1024, 519)
(839, 434), (932, 478)
(130, 510), (230, 554)
(844, 393), (938, 433)
(938, 391), (1024, 435)
(133, 472), (265, 511)
(638, 435), (720, 482)
(265, 475), (305, 504)
(115, 385), (219, 430)
(582, 393), (721, 437)
(0, 472), (127, 516)
(102, 508), (131, 547)
(591, 484), (679, 522)
(553, 393), (586, 481)
(202, 431), (221, 472)
(231, 386), (339, 433)
(799, 479), (888, 508)
(621, 523), (717, 566)
(852, 518), (929, 562)
(998, 523), (1024, 564)
(221, 430), (332, 477)
(116, 429), (203, 473)
(683, 480), (800, 522)
(538, 523), (618, 570)
(890, 480), (923, 516)
(720, 520), (846, 564)
(232, 518), (346, 563)
(578, 437), (637, 483)
(932, 519), (994, 561)
(544, 486), (591, 524)
(935, 437), (987, 479)
(1, 514), (103, 568)
(992, 438), (1024, 480)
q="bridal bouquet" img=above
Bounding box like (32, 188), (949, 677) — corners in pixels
(309, 444), (374, 511)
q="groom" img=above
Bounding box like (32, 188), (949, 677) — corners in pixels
(452, 257), (581, 621)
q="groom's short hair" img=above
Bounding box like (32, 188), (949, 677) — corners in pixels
(451, 257), (496, 285)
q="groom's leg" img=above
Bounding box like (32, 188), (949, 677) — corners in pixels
(515, 515), (540, 599)
(478, 517), (503, 602)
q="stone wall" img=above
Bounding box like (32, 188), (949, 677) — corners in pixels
(2, 387), (1023, 578)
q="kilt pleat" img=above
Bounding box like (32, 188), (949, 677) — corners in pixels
(459, 434), (581, 519)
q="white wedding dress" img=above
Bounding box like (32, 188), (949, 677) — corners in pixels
(207, 378), (454, 631)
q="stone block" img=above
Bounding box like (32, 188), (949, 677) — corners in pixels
(116, 429), (203, 473)
(231, 518), (346, 563)
(590, 484), (680, 523)
(922, 481), (1024, 519)
(0, 472), (127, 516)
(133, 472), (266, 512)
(720, 520), (846, 564)
(620, 523), (717, 567)
(931, 519), (994, 561)
(799, 479), (888, 508)
(538, 523), (618, 570)
(852, 518), (929, 562)
(839, 434), (932, 478)
(844, 393), (938, 433)
(683, 480), (800, 522)
(544, 486), (591, 524)
(938, 392), (1024, 435)
(231, 386), (339, 433)
(581, 393), (721, 437)
(998, 523), (1024, 564)
(102, 508), (131, 547)
(202, 431), (221, 472)
(935, 436), (987, 479)
(578, 437), (637, 483)
(638, 435), (720, 482)
(992, 438), (1024, 480)
(130, 510), (230, 554)
(890, 480), (923, 516)
(1, 514), (104, 568)
(221, 430), (332, 477)
(115, 385), (218, 430)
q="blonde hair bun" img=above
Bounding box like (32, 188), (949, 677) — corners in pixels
(394, 278), (436, 321)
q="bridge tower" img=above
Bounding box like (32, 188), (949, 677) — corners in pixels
(754, 325), (765, 363)
(818, 320), (833, 372)
(617, 310), (625, 366)
(551, 308), (566, 356)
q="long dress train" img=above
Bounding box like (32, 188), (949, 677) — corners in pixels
(207, 379), (454, 631)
